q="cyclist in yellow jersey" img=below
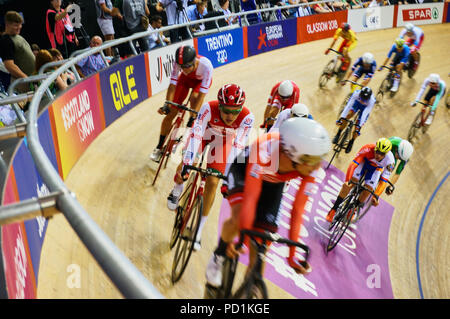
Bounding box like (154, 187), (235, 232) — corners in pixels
(325, 23), (357, 72)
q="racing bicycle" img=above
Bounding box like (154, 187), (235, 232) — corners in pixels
(326, 109), (361, 170)
(375, 65), (401, 103)
(337, 80), (364, 119)
(407, 101), (432, 144)
(319, 48), (349, 89)
(151, 101), (198, 186)
(204, 229), (310, 299)
(170, 162), (227, 283)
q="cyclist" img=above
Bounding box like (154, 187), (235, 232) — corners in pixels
(205, 118), (331, 288)
(325, 22), (357, 73)
(378, 38), (410, 93)
(326, 138), (395, 222)
(261, 80), (300, 131)
(269, 103), (313, 132)
(411, 73), (447, 126)
(384, 137), (413, 195)
(342, 52), (377, 88)
(399, 23), (424, 71)
(332, 86), (375, 153)
(167, 84), (254, 251)
(150, 45), (214, 162)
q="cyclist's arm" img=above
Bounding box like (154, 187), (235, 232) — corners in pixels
(238, 162), (263, 232)
(269, 109), (288, 133)
(165, 83), (177, 102)
(227, 113), (254, 164)
(399, 29), (406, 39)
(169, 61), (181, 86)
(375, 161), (394, 197)
(340, 91), (358, 119)
(182, 103), (211, 166)
(346, 145), (370, 182)
(414, 79), (428, 102)
(400, 46), (410, 64)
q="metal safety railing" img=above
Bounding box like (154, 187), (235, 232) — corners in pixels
(0, 1), (339, 299)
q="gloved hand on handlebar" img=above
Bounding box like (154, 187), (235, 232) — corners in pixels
(378, 66), (384, 72)
(325, 49), (330, 55)
(385, 185), (394, 195)
(158, 102), (171, 115)
(411, 101), (418, 107)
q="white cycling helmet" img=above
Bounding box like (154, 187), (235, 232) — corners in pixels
(398, 140), (414, 161)
(362, 52), (374, 65)
(278, 80), (294, 98)
(428, 73), (440, 84)
(290, 103), (310, 118)
(279, 117), (331, 163)
(405, 23), (414, 32)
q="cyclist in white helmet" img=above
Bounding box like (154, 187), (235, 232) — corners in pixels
(411, 73), (447, 125)
(385, 137), (413, 195)
(269, 103), (313, 132)
(399, 23), (424, 71)
(342, 52), (377, 89)
(205, 117), (331, 288)
(261, 80), (300, 131)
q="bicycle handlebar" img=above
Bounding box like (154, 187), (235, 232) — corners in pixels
(184, 165), (228, 180)
(380, 65), (395, 72)
(416, 101), (431, 107)
(165, 101), (199, 115)
(338, 109), (361, 124)
(343, 80), (364, 88)
(328, 48), (343, 56)
(349, 178), (395, 199)
(238, 229), (310, 262)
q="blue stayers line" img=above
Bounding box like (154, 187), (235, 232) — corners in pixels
(416, 171), (449, 299)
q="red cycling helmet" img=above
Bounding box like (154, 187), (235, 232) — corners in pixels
(217, 84), (246, 107)
(341, 23), (351, 31)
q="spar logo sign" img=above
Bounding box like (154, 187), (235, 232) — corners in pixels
(402, 7), (439, 21)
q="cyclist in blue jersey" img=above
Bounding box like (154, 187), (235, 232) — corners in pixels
(378, 38), (410, 93)
(332, 87), (376, 153)
(342, 52), (377, 88)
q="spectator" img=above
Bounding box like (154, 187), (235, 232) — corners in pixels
(158, 0), (190, 44)
(187, 0), (208, 32)
(219, 0), (238, 24)
(148, 0), (168, 26)
(48, 48), (76, 85)
(311, 1), (333, 13)
(31, 44), (41, 57)
(367, 0), (384, 6)
(0, 11), (35, 93)
(75, 36), (107, 78)
(95, 0), (123, 57)
(122, 0), (150, 53)
(147, 15), (171, 49)
(34, 49), (68, 93)
(111, 0), (134, 58)
(329, 0), (350, 10)
(46, 0), (79, 59)
(240, 0), (261, 25)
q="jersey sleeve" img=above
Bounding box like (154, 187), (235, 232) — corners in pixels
(333, 28), (342, 40)
(358, 96), (375, 127)
(170, 61), (181, 86)
(182, 103), (211, 166)
(199, 58), (213, 94)
(415, 78), (429, 101)
(431, 80), (447, 112)
(226, 112), (254, 164)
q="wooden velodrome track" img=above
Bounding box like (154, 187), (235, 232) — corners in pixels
(36, 24), (449, 299)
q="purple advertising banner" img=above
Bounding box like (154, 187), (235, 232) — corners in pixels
(218, 164), (394, 298)
(247, 18), (298, 57)
(99, 54), (149, 127)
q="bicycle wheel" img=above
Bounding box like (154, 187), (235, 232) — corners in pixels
(407, 112), (422, 143)
(326, 126), (349, 170)
(169, 173), (196, 249)
(171, 194), (203, 283)
(327, 204), (356, 252)
(319, 60), (335, 88)
(337, 94), (351, 120)
(151, 126), (175, 186)
(233, 277), (268, 299)
(407, 52), (420, 78)
(353, 195), (372, 223)
(220, 256), (238, 299)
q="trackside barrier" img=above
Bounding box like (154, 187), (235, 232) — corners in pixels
(0, 2), (447, 299)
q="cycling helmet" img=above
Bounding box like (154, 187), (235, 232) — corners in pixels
(398, 139), (414, 161)
(290, 103), (310, 118)
(217, 84), (246, 107)
(405, 23), (414, 33)
(395, 38), (405, 48)
(175, 45), (196, 67)
(278, 80), (294, 98)
(428, 73), (440, 84)
(279, 118), (331, 163)
(362, 52), (374, 65)
(341, 23), (350, 32)
(375, 137), (392, 154)
(359, 87), (373, 101)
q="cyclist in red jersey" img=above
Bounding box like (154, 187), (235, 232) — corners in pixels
(150, 45), (214, 162)
(261, 80), (300, 131)
(205, 117), (331, 288)
(167, 84), (254, 251)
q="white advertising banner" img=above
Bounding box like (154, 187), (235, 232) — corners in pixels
(397, 3), (444, 26)
(146, 39), (194, 96)
(347, 6), (394, 33)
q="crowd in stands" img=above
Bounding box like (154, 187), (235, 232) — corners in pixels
(0, 0), (446, 118)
